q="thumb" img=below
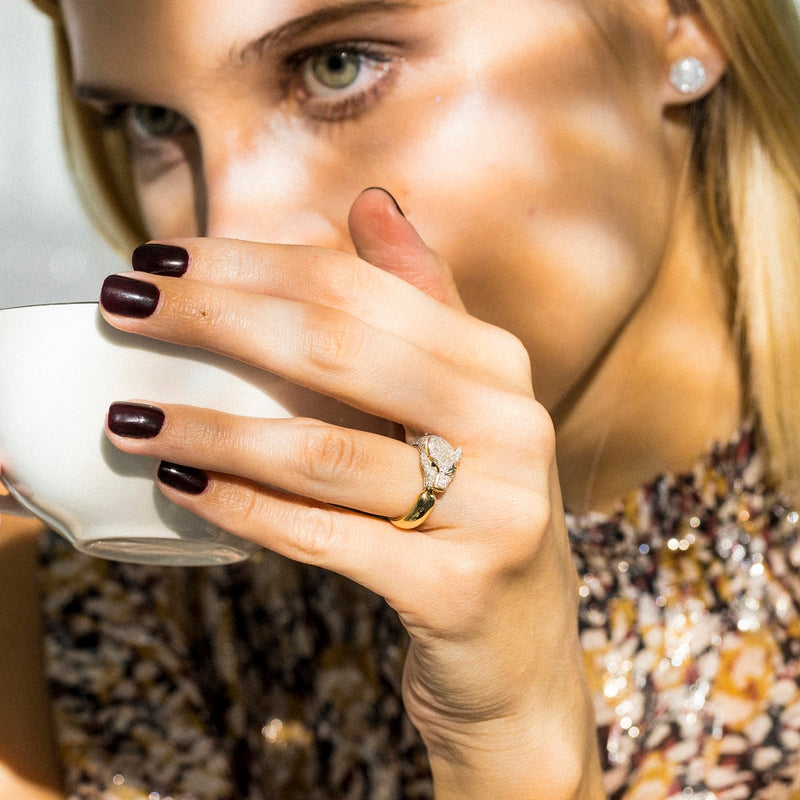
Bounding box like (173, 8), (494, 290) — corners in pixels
(348, 187), (464, 309)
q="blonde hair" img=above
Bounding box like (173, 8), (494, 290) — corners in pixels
(690, 0), (800, 497)
(30, 0), (147, 252)
(31, 0), (800, 497)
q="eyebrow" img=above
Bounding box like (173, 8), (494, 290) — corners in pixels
(74, 84), (134, 106)
(237, 0), (423, 61)
(74, 0), (426, 106)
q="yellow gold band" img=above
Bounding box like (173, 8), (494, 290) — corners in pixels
(389, 435), (462, 530)
(389, 490), (437, 530)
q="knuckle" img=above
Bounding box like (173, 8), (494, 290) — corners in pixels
(485, 393), (555, 466)
(528, 401), (557, 461)
(290, 505), (339, 561)
(480, 327), (532, 386)
(508, 494), (553, 566)
(172, 414), (239, 460)
(301, 309), (367, 374)
(516, 397), (556, 455)
(500, 328), (532, 371)
(171, 285), (254, 347)
(308, 250), (373, 308)
(527, 489), (554, 537)
(298, 423), (360, 483)
(213, 479), (262, 530)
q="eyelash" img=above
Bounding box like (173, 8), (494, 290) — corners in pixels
(283, 41), (399, 122)
(94, 40), (401, 139)
(95, 105), (190, 142)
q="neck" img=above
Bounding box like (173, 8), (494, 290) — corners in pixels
(553, 204), (743, 515)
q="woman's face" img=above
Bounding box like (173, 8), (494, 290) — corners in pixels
(61, 0), (684, 412)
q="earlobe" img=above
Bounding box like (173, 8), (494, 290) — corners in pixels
(669, 56), (708, 95)
(661, 11), (727, 105)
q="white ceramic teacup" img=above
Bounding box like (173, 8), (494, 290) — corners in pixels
(0, 303), (392, 565)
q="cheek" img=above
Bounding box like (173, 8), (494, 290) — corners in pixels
(381, 70), (674, 408)
(122, 0), (675, 413)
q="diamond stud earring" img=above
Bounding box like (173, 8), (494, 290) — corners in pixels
(669, 56), (707, 94)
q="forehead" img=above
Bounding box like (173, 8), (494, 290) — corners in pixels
(60, 0), (433, 81)
(60, 0), (656, 113)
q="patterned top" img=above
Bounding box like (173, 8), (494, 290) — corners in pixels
(38, 427), (800, 800)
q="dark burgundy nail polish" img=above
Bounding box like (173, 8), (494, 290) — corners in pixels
(101, 275), (160, 318)
(158, 462), (209, 495)
(365, 186), (405, 217)
(107, 402), (165, 439)
(132, 244), (189, 276)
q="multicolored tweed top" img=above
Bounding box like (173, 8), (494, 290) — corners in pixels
(38, 427), (800, 799)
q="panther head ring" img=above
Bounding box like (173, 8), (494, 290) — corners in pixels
(389, 435), (462, 530)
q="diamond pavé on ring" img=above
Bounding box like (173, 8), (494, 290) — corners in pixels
(389, 435), (462, 530)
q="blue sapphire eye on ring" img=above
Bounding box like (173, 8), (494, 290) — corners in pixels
(389, 435), (462, 530)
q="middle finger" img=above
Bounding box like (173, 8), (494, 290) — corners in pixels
(99, 274), (526, 437)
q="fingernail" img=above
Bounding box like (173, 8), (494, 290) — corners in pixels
(101, 275), (160, 318)
(365, 186), (405, 217)
(107, 402), (165, 439)
(132, 243), (189, 276)
(157, 461), (208, 495)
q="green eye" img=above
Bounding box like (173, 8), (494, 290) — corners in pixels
(129, 105), (189, 138)
(288, 43), (396, 121)
(310, 51), (361, 90)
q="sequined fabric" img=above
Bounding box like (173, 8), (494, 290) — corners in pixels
(39, 428), (800, 799)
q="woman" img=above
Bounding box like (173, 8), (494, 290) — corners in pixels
(3, 0), (800, 797)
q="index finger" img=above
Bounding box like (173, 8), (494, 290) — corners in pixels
(132, 237), (533, 393)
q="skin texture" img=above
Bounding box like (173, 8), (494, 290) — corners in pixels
(62, 0), (740, 511)
(1, 0), (742, 797)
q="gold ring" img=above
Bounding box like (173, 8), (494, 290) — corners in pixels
(390, 435), (462, 530)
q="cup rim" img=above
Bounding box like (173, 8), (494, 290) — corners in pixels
(0, 300), (98, 312)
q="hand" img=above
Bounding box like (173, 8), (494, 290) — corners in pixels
(100, 188), (603, 799)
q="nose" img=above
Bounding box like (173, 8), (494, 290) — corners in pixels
(196, 121), (352, 251)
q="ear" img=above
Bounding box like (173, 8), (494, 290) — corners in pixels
(661, 10), (727, 106)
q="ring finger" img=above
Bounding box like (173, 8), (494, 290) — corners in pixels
(105, 401), (473, 526)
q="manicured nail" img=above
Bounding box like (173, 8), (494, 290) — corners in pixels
(101, 275), (160, 318)
(365, 186), (405, 217)
(157, 461), (208, 495)
(132, 243), (189, 276)
(107, 402), (165, 439)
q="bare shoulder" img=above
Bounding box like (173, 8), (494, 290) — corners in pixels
(0, 516), (63, 799)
